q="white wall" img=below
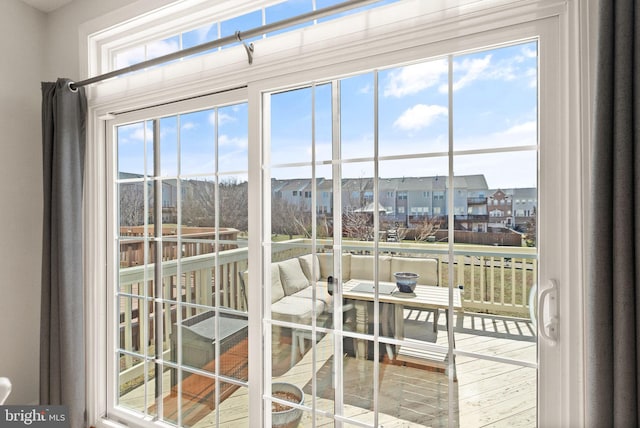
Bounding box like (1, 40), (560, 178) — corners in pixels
(0, 0), (46, 405)
(0, 0), (133, 405)
(44, 0), (134, 81)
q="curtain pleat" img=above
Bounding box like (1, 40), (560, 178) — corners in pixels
(587, 0), (640, 426)
(40, 78), (87, 428)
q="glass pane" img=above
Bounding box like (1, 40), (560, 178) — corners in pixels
(119, 182), (146, 229)
(316, 0), (400, 23)
(379, 58), (449, 157)
(219, 175), (248, 237)
(181, 176), (216, 228)
(271, 87), (313, 166)
(220, 10), (262, 47)
(457, 359), (536, 426)
(315, 83), (333, 163)
(180, 109), (215, 176)
(160, 116), (178, 177)
(146, 35), (180, 61)
(452, 42), (538, 151)
(118, 121), (151, 176)
(117, 352), (147, 411)
(219, 385), (249, 427)
(182, 22), (218, 55)
(266, 0), (313, 37)
(218, 103), (248, 173)
(378, 157), (449, 231)
(114, 46), (145, 69)
(452, 151), (537, 360)
(340, 73), (374, 160)
(271, 166), (312, 241)
(118, 296), (144, 354)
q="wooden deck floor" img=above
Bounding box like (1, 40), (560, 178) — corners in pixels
(121, 310), (536, 427)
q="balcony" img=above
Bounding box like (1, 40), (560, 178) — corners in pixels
(117, 239), (537, 427)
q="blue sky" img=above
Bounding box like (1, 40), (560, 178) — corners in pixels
(117, 3), (537, 191)
(269, 41), (538, 189)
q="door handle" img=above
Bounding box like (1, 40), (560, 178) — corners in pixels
(538, 279), (558, 345)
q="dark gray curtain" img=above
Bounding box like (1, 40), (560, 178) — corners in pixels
(40, 78), (87, 428)
(587, 1), (640, 426)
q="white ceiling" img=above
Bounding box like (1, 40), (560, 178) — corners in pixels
(20, 0), (72, 13)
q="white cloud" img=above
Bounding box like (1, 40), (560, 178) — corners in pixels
(194, 23), (216, 44)
(522, 46), (537, 58)
(182, 122), (196, 131)
(501, 121), (536, 136)
(393, 104), (447, 131)
(359, 83), (372, 95)
(439, 54), (492, 93)
(146, 39), (180, 59)
(209, 111), (237, 126)
(383, 59), (448, 97)
(128, 125), (153, 142)
(525, 68), (537, 88)
(219, 134), (247, 148)
(115, 47), (145, 69)
(455, 120), (537, 150)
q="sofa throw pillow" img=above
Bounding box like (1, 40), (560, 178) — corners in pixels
(279, 258), (309, 295)
(317, 253), (351, 281)
(271, 264), (285, 303)
(299, 254), (320, 281)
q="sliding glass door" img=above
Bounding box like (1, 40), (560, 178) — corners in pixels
(263, 34), (554, 427)
(105, 16), (565, 428)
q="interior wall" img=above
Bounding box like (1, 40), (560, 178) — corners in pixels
(0, 0), (46, 405)
(0, 0), (134, 405)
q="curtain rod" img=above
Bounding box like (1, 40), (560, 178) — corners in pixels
(71, 0), (383, 90)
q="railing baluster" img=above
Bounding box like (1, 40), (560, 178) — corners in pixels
(522, 259), (527, 307)
(124, 283), (133, 368)
(457, 254), (464, 293)
(500, 256), (505, 306)
(163, 276), (172, 349)
(480, 256), (485, 303)
(222, 264), (230, 308)
(470, 256), (475, 303)
(511, 259), (517, 306)
(490, 256), (495, 304)
(204, 267), (213, 307)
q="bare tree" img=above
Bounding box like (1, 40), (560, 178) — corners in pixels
(525, 206), (537, 247)
(342, 211), (372, 241)
(119, 182), (146, 227)
(181, 179), (215, 227)
(413, 217), (441, 242)
(219, 178), (248, 232)
(272, 197), (311, 239)
(180, 178), (248, 232)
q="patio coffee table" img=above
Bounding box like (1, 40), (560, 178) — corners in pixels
(342, 279), (462, 374)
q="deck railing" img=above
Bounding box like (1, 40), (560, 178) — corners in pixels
(117, 238), (536, 380)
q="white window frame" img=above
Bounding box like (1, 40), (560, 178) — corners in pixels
(84, 1), (592, 427)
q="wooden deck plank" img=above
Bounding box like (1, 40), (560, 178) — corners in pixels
(120, 312), (537, 427)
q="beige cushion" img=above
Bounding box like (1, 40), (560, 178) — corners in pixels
(349, 255), (392, 282)
(317, 252), (351, 281)
(292, 281), (333, 307)
(391, 257), (439, 286)
(271, 295), (324, 324)
(270, 264), (285, 303)
(298, 254), (320, 281)
(278, 258), (309, 295)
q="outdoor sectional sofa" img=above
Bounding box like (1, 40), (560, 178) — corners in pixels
(257, 252), (440, 326)
(241, 252), (441, 365)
